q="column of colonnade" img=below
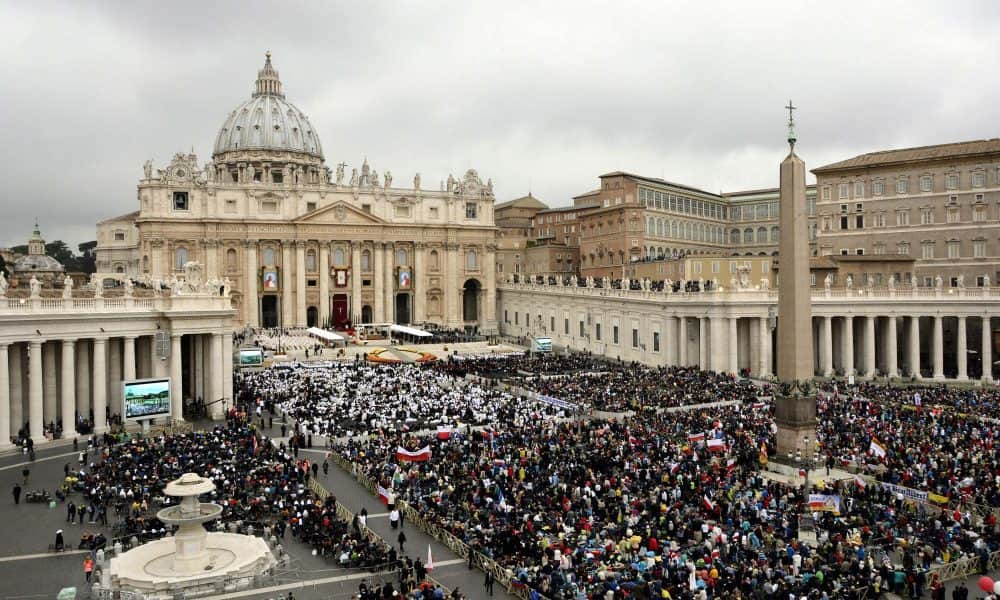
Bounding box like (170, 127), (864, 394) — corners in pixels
(2, 329), (235, 447)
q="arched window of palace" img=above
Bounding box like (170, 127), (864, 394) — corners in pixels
(395, 248), (408, 266)
(226, 248), (237, 271)
(306, 249), (317, 272)
(361, 249), (371, 271)
(333, 247), (346, 267)
(174, 247), (188, 270)
(430, 250), (440, 271)
(262, 247), (276, 266)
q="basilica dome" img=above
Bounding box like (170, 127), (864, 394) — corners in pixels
(213, 53), (324, 160)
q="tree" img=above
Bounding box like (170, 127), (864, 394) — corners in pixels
(9, 245), (27, 256)
(45, 240), (74, 266)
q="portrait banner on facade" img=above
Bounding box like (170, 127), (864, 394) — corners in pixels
(334, 269), (347, 287)
(262, 268), (279, 290)
(398, 268), (412, 289)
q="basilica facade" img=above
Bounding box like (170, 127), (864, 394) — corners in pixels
(96, 53), (497, 332)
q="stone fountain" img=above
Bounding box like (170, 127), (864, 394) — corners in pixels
(108, 473), (276, 599)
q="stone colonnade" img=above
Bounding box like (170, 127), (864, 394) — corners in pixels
(497, 282), (997, 383)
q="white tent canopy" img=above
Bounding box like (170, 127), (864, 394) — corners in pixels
(390, 324), (432, 338)
(307, 327), (345, 343)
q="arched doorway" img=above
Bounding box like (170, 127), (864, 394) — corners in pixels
(395, 293), (411, 325)
(361, 305), (373, 324)
(261, 296), (279, 328)
(306, 306), (318, 327)
(463, 279), (481, 323)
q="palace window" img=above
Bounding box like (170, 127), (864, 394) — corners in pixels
(114, 231), (126, 241)
(973, 171), (986, 188)
(897, 242), (910, 255)
(854, 181), (865, 198)
(306, 202), (317, 212)
(920, 175), (933, 192)
(872, 180), (884, 195)
(226, 248), (237, 270)
(466, 250), (478, 270)
(896, 209), (910, 226)
(653, 332), (660, 352)
(306, 250), (316, 271)
(595, 323), (601, 341)
(838, 183), (849, 199)
(920, 208), (934, 225)
(947, 207), (960, 224)
(974, 239), (987, 258)
(613, 326), (619, 345)
(921, 242), (935, 259)
(821, 186), (831, 201)
(632, 328), (639, 348)
(974, 204), (987, 222)
(465, 202), (478, 219)
(263, 247), (276, 265)
(395, 249), (408, 266)
(173, 192), (189, 211)
(361, 249), (371, 271)
(946, 173), (959, 190)
(333, 247), (346, 266)
(896, 178), (908, 194)
(947, 240), (961, 259)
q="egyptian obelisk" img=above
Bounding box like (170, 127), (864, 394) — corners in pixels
(774, 101), (817, 460)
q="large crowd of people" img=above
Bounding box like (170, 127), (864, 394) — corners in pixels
(237, 363), (564, 439)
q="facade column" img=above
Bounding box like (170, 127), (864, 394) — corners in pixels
(60, 340), (76, 436)
(170, 334), (184, 421)
(677, 316), (688, 366)
(842, 316), (855, 376)
(932, 315), (944, 380)
(758, 316), (771, 378)
(886, 316), (899, 378)
(908, 317), (921, 378)
(699, 317), (709, 370)
(351, 242), (363, 323)
(295, 240), (306, 327)
(983, 316), (993, 383)
(0, 344), (10, 448)
(484, 244), (497, 328)
(864, 316), (876, 378)
(208, 333), (223, 419)
(75, 340), (90, 420)
(956, 316), (968, 380)
(108, 338), (122, 419)
(244, 241), (258, 327)
(384, 242), (395, 324)
(42, 342), (57, 427)
(204, 240), (219, 280)
(665, 316), (677, 366)
(373, 242), (385, 322)
(319, 242), (330, 327)
(446, 243), (460, 327)
(821, 316), (833, 377)
(728, 317), (738, 374)
(9, 343), (23, 438)
(413, 243), (426, 324)
(92, 338), (107, 434)
(281, 240), (294, 327)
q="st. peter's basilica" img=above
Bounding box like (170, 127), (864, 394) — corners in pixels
(96, 53), (498, 332)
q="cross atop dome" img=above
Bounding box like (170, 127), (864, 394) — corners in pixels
(785, 99), (797, 151)
(254, 51), (284, 98)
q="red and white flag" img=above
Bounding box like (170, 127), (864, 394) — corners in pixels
(396, 445), (432, 462)
(707, 438), (726, 453)
(436, 425), (452, 440)
(426, 544), (434, 571)
(854, 475), (866, 490)
(377, 485), (390, 505)
(702, 495), (716, 512)
(687, 432), (705, 444)
(726, 458), (737, 474)
(869, 438), (886, 459)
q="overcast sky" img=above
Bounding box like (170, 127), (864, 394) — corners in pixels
(2, 1), (999, 248)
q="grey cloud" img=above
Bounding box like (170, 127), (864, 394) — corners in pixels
(1, 0), (998, 247)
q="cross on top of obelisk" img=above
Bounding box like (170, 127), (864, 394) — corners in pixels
(785, 99), (797, 150)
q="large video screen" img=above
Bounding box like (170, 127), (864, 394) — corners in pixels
(532, 337), (553, 353)
(239, 348), (264, 366)
(123, 378), (172, 421)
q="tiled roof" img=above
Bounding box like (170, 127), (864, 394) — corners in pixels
(812, 139), (1000, 173)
